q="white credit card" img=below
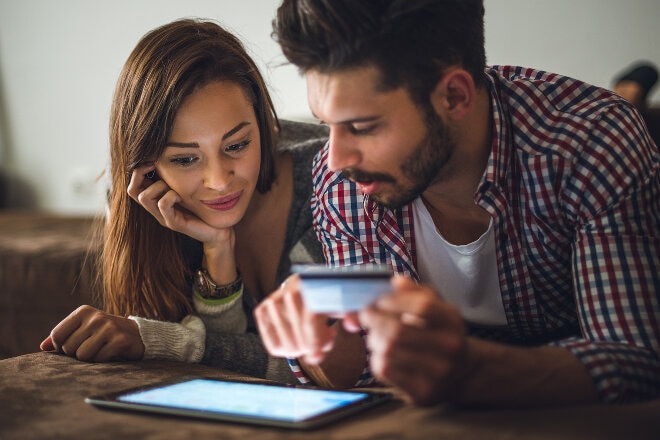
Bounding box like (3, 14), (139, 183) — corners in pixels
(293, 264), (393, 313)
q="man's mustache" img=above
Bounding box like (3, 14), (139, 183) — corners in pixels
(340, 168), (395, 184)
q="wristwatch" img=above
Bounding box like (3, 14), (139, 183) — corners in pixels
(194, 268), (242, 299)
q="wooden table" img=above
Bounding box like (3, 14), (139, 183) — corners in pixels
(1, 352), (658, 439)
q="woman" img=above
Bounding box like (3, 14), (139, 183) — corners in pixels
(40, 18), (325, 382)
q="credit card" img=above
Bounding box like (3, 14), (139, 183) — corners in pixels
(293, 264), (393, 313)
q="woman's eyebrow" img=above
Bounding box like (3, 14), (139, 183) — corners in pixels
(222, 121), (251, 141)
(165, 121), (252, 148)
(165, 141), (198, 148)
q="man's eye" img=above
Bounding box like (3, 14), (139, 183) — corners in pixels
(170, 156), (197, 166)
(350, 125), (376, 135)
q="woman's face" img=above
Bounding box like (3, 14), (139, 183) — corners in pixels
(155, 80), (261, 230)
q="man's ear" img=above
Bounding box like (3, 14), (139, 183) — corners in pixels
(429, 69), (476, 121)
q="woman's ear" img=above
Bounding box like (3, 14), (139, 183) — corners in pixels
(430, 68), (476, 121)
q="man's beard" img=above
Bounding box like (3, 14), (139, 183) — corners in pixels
(341, 106), (455, 209)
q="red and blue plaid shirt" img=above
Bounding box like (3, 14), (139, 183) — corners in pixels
(290, 66), (660, 403)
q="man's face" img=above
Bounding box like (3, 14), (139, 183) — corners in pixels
(306, 66), (456, 209)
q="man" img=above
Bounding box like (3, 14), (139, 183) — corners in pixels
(255, 0), (660, 406)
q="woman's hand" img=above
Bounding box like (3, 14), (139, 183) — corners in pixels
(127, 164), (233, 247)
(40, 305), (145, 362)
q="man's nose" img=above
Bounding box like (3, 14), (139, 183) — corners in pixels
(327, 129), (361, 172)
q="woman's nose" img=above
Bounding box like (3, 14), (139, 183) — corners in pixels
(203, 159), (233, 190)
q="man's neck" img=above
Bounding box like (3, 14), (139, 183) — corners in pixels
(421, 87), (493, 243)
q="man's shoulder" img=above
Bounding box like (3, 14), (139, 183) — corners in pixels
(486, 65), (622, 118)
(485, 64), (636, 161)
(486, 65), (583, 89)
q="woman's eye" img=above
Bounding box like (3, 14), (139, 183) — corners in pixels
(226, 139), (251, 153)
(170, 156), (198, 166)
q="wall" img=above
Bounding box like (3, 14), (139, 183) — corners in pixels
(0, 0), (658, 214)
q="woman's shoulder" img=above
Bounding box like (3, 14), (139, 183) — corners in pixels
(276, 119), (328, 191)
(276, 119), (328, 152)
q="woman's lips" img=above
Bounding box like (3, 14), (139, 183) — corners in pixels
(201, 191), (242, 211)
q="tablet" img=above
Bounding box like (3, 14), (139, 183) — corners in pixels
(293, 264), (393, 313)
(85, 377), (392, 430)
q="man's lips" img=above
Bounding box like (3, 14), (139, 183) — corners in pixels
(201, 191), (242, 211)
(354, 180), (381, 195)
(341, 169), (393, 196)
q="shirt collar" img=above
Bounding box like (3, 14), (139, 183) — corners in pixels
(475, 68), (512, 216)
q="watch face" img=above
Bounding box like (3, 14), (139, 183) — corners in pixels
(195, 270), (213, 297)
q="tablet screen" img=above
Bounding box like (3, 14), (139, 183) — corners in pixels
(86, 377), (392, 429)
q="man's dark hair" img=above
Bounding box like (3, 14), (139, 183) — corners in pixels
(273, 0), (486, 106)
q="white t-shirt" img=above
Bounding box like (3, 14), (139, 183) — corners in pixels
(412, 197), (506, 326)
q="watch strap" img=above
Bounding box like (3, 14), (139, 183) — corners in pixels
(195, 268), (242, 299)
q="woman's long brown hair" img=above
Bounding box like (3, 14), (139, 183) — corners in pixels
(101, 18), (278, 321)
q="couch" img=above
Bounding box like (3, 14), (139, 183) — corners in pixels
(0, 212), (101, 358)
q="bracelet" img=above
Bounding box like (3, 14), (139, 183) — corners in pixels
(194, 268), (242, 299)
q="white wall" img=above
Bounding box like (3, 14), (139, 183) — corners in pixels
(0, 0), (658, 214)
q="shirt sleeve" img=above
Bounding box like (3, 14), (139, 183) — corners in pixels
(311, 143), (377, 267)
(286, 337), (376, 388)
(561, 103), (660, 402)
(127, 286), (245, 363)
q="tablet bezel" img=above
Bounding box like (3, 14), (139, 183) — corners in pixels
(85, 376), (392, 430)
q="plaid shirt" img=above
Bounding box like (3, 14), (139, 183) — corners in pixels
(292, 66), (660, 403)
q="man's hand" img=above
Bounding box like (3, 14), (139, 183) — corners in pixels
(348, 275), (470, 406)
(255, 274), (367, 388)
(254, 275), (336, 365)
(40, 305), (145, 362)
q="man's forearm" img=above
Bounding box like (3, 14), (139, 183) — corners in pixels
(458, 338), (599, 407)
